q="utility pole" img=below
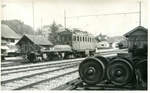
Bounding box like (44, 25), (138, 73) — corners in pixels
(139, 0), (141, 26)
(32, 0), (36, 52)
(1, 4), (7, 20)
(64, 10), (66, 29)
(32, 0), (35, 31)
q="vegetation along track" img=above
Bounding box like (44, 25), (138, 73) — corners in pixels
(1, 64), (78, 90)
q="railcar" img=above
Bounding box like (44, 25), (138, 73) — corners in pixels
(57, 30), (97, 58)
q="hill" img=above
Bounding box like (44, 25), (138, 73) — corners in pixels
(1, 20), (34, 36)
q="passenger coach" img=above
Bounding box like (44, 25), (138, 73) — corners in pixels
(57, 30), (97, 58)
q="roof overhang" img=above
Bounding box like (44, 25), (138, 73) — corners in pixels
(124, 26), (148, 37)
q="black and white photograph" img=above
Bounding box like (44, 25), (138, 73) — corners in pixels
(1, 0), (148, 91)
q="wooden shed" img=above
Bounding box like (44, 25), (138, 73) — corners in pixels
(16, 35), (53, 54)
(124, 26), (148, 53)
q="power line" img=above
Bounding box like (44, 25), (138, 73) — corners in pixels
(66, 11), (139, 18)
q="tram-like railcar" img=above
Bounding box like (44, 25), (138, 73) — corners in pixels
(57, 30), (97, 58)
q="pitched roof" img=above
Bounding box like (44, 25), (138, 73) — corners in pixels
(1, 24), (20, 39)
(17, 34), (53, 46)
(124, 26), (148, 37)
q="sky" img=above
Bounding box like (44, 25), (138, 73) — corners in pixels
(1, 0), (148, 36)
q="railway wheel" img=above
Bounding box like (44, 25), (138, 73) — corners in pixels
(135, 59), (147, 89)
(94, 56), (108, 65)
(106, 58), (133, 86)
(79, 57), (105, 85)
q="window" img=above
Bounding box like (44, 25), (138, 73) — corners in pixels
(85, 37), (87, 42)
(88, 37), (90, 42)
(83, 37), (84, 42)
(80, 36), (82, 41)
(77, 36), (79, 41)
(91, 38), (93, 42)
(73, 36), (76, 41)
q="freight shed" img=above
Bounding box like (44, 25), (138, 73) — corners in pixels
(124, 26), (148, 56)
(16, 35), (53, 54)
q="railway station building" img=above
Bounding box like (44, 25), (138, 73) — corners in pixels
(1, 24), (21, 55)
(124, 26), (148, 56)
(16, 35), (53, 54)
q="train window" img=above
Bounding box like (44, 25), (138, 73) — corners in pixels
(90, 38), (92, 42)
(77, 36), (79, 41)
(83, 37), (84, 41)
(91, 38), (93, 42)
(88, 37), (90, 42)
(73, 36), (76, 41)
(85, 37), (87, 42)
(80, 36), (82, 41)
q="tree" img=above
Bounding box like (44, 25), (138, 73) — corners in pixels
(95, 33), (108, 42)
(48, 21), (61, 45)
(36, 28), (43, 35)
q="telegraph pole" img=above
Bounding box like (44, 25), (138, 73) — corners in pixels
(1, 4), (7, 20)
(32, 0), (36, 52)
(32, 0), (35, 31)
(64, 10), (66, 28)
(139, 0), (141, 26)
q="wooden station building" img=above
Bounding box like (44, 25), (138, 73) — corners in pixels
(16, 35), (53, 54)
(124, 26), (148, 56)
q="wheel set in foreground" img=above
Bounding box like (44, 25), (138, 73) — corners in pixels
(79, 55), (147, 90)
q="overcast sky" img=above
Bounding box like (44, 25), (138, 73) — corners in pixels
(1, 0), (148, 36)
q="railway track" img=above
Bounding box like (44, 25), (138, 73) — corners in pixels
(1, 60), (81, 75)
(1, 49), (127, 90)
(1, 58), (84, 71)
(1, 49), (127, 67)
(1, 64), (78, 90)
